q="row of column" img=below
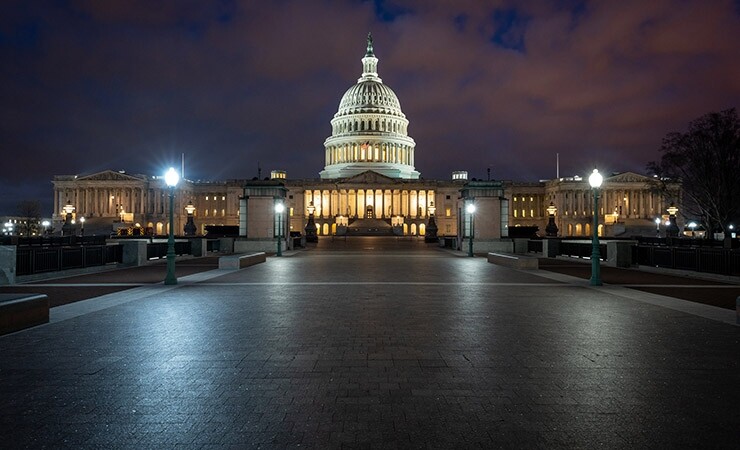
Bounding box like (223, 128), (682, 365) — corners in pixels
(325, 143), (414, 166)
(555, 189), (665, 218)
(55, 187), (147, 217)
(305, 189), (435, 219)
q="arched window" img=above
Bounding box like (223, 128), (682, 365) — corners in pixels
(410, 224), (417, 235)
(322, 223), (329, 235)
(419, 223), (426, 236)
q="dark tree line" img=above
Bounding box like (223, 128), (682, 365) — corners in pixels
(648, 108), (740, 236)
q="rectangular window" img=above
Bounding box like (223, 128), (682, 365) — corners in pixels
(222, 196), (225, 201)
(445, 207), (451, 217)
(290, 207), (294, 217)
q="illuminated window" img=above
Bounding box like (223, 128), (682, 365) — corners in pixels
(289, 207), (294, 217)
(213, 209), (217, 216)
(521, 209), (526, 217)
(221, 209), (225, 216)
(205, 196), (209, 201)
(530, 209), (534, 217)
(222, 196), (225, 201)
(514, 209), (518, 218)
(204, 210), (208, 217)
(445, 208), (451, 217)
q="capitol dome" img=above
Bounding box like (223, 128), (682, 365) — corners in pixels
(320, 34), (419, 180)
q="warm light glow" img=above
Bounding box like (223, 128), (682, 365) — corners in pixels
(307, 201), (315, 215)
(185, 201), (196, 215)
(546, 202), (557, 216)
(164, 167), (180, 187)
(466, 203), (476, 214)
(275, 203), (285, 213)
(62, 202), (75, 215)
(428, 201), (436, 216)
(667, 204), (678, 216)
(588, 169), (603, 188)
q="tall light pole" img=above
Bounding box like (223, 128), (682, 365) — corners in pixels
(164, 167), (180, 285)
(79, 216), (85, 237)
(466, 202), (476, 257)
(655, 217), (661, 237)
(275, 201), (285, 256)
(588, 169), (603, 286)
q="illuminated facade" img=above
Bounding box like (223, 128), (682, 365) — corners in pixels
(51, 36), (679, 242)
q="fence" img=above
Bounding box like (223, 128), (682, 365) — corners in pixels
(559, 241), (606, 260)
(146, 241), (193, 260)
(636, 245), (740, 276)
(16, 244), (123, 276)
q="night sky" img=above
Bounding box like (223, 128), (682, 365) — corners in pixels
(2, 1), (739, 215)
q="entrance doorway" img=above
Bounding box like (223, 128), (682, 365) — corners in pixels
(366, 205), (374, 218)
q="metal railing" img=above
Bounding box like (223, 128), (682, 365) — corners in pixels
(636, 245), (740, 276)
(559, 241), (606, 260)
(527, 239), (543, 253)
(16, 244), (123, 276)
(146, 241), (192, 260)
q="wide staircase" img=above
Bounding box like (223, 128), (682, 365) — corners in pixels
(345, 218), (396, 236)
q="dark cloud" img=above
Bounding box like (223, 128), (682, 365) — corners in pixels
(1, 0), (739, 214)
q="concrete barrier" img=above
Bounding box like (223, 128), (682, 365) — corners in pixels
(0, 293), (49, 335)
(487, 252), (539, 269)
(218, 252), (267, 270)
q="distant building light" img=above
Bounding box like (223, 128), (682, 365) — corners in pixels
(452, 171), (468, 180)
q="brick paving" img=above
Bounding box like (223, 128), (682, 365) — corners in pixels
(539, 257), (740, 309)
(0, 238), (739, 448)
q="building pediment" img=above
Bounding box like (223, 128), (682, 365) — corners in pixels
(77, 170), (146, 182)
(605, 172), (654, 184)
(341, 170), (400, 185)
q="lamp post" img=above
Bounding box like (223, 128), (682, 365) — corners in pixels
(425, 201), (438, 243)
(275, 201), (285, 256)
(588, 169), (603, 286)
(466, 202), (476, 257)
(184, 200), (197, 236)
(79, 216), (85, 237)
(655, 217), (661, 237)
(61, 200), (75, 236)
(164, 167), (179, 285)
(42, 220), (50, 236)
(545, 202), (559, 237)
(305, 201), (317, 243)
(666, 203), (679, 237)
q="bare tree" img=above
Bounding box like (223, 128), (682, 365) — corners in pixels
(648, 108), (740, 235)
(15, 200), (42, 236)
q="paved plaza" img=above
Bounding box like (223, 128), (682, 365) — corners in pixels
(1, 237), (739, 448)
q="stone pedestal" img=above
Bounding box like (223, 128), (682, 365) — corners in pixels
(606, 241), (636, 268)
(542, 239), (560, 258)
(189, 238), (207, 257)
(0, 246), (17, 285)
(122, 240), (148, 266)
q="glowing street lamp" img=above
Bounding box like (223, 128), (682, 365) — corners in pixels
(184, 200), (197, 236)
(275, 201), (285, 256)
(305, 201), (317, 243)
(466, 202), (476, 257)
(62, 200), (75, 236)
(666, 203), (679, 237)
(42, 220), (50, 236)
(79, 216), (85, 237)
(588, 169), (603, 286)
(164, 167), (180, 285)
(425, 201), (438, 242)
(655, 217), (661, 236)
(545, 202), (559, 237)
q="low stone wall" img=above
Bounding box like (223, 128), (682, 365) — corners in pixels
(487, 252), (539, 269)
(0, 293), (49, 335)
(218, 252), (267, 270)
(234, 239), (287, 254)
